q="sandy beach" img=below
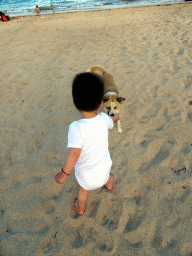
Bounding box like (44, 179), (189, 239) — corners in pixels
(1, 2), (192, 255)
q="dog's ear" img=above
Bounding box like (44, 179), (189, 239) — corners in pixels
(117, 97), (126, 103)
(103, 96), (109, 103)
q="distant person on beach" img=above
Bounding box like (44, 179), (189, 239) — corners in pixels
(35, 5), (40, 14)
(0, 11), (12, 22)
(55, 72), (120, 215)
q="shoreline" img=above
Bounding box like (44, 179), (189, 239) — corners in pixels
(5, 0), (186, 18)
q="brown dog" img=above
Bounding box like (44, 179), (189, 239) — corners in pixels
(87, 65), (125, 134)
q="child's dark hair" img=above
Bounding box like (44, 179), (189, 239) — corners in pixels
(72, 72), (104, 112)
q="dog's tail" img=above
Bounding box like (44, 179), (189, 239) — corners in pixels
(87, 65), (106, 76)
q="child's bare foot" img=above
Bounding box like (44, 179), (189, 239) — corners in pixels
(55, 171), (66, 184)
(74, 198), (85, 215)
(105, 173), (114, 191)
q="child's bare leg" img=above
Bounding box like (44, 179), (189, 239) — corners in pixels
(75, 186), (89, 215)
(105, 173), (114, 191)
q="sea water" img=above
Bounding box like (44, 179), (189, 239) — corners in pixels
(0, 0), (184, 17)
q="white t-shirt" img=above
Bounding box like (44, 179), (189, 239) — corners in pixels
(67, 112), (113, 190)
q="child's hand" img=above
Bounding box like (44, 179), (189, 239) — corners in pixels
(114, 113), (120, 122)
(111, 113), (120, 122)
(55, 171), (67, 184)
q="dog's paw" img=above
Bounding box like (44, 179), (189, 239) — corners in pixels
(118, 128), (123, 134)
(110, 127), (114, 131)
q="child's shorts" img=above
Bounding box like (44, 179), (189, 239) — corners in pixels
(75, 167), (111, 191)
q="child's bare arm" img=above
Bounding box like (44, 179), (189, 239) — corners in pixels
(63, 147), (81, 174)
(55, 147), (81, 184)
(110, 113), (120, 123)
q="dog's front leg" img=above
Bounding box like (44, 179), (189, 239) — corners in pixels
(117, 120), (123, 134)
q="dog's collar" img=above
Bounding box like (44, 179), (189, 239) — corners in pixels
(106, 92), (117, 96)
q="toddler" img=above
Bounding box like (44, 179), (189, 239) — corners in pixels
(35, 5), (40, 14)
(55, 72), (120, 215)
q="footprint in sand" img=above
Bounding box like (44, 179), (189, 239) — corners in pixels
(89, 200), (101, 218)
(172, 47), (184, 55)
(97, 243), (113, 252)
(43, 201), (55, 215)
(124, 216), (142, 233)
(5, 217), (50, 236)
(100, 199), (122, 231)
(70, 223), (114, 252)
(72, 233), (84, 249)
(91, 228), (114, 253)
(150, 221), (163, 249)
(139, 140), (170, 173)
(182, 142), (192, 155)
